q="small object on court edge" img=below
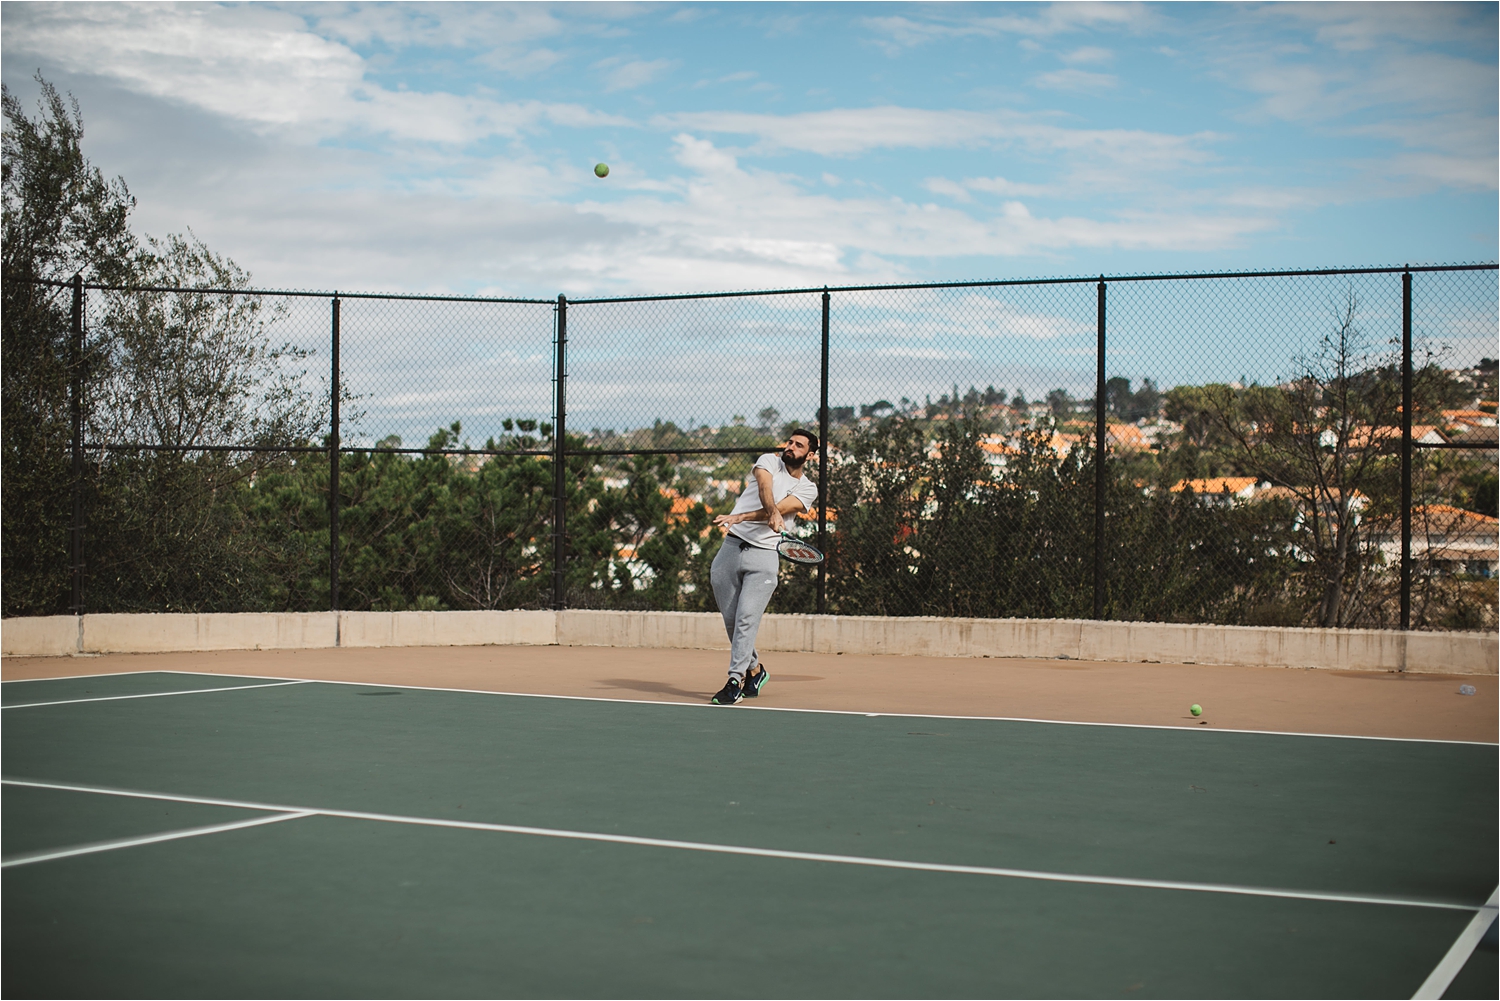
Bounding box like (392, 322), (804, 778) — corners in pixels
(1189, 704), (1203, 717)
(594, 162), (609, 178)
(1459, 684), (1476, 696)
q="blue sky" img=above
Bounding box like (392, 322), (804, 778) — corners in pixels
(3, 3), (1495, 438)
(3, 2), (1495, 298)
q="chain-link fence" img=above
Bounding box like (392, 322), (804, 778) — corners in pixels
(10, 265), (1495, 630)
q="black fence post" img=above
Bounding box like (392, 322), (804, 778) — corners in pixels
(1093, 277), (1106, 620)
(817, 288), (831, 615)
(330, 294), (341, 617)
(553, 295), (568, 611)
(70, 273), (84, 616)
(1400, 270), (1413, 630)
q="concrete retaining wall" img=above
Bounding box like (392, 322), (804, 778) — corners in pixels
(338, 610), (556, 648)
(3, 609), (1494, 675)
(557, 610), (1497, 675)
(80, 612), (338, 654)
(0, 615), (81, 658)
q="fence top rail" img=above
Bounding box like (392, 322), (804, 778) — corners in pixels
(84, 442), (786, 458)
(28, 262), (1496, 305)
(88, 443), (557, 457)
(565, 262), (1498, 304)
(27, 277), (554, 305)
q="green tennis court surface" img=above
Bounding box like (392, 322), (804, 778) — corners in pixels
(3, 671), (1495, 998)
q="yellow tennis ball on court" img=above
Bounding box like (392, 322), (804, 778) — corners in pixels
(1190, 704), (1203, 717)
(594, 162), (609, 178)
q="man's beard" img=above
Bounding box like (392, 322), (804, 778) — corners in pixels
(782, 448), (806, 470)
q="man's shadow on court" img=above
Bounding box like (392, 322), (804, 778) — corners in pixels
(598, 678), (706, 700)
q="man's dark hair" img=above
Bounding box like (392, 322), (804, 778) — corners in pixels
(787, 428), (819, 450)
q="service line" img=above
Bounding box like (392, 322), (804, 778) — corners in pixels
(1, 680), (311, 710)
(1, 810), (313, 868)
(1, 776), (1481, 913)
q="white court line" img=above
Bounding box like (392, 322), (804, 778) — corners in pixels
(11, 668), (1487, 746)
(1, 680), (311, 710)
(0, 810), (313, 868)
(1, 777), (1480, 913)
(1411, 884), (1499, 999)
(3, 669), (1492, 746)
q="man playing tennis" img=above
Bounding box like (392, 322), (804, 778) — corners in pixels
(708, 430), (820, 705)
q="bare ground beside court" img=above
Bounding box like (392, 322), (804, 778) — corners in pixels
(3, 645), (1494, 743)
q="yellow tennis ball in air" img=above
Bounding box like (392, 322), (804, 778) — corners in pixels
(594, 162), (609, 178)
(1190, 704), (1203, 717)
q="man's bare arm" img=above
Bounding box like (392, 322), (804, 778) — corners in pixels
(712, 467), (805, 532)
(753, 466), (783, 532)
(729, 495), (805, 522)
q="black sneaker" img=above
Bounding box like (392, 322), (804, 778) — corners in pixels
(711, 677), (743, 705)
(743, 663), (769, 698)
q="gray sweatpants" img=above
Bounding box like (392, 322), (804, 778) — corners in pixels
(710, 537), (779, 681)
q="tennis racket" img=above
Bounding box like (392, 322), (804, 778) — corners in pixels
(776, 531), (824, 564)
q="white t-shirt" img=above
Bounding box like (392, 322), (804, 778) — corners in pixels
(727, 453), (820, 549)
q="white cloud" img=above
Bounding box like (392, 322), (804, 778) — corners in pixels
(562, 136), (1273, 292)
(922, 177), (973, 202)
(478, 47), (565, 78)
(3, 0), (1481, 305)
(600, 57), (677, 92)
(1032, 68), (1118, 93)
(310, 3), (568, 50)
(863, 3), (1154, 52)
(1209, 14), (1498, 193)
(653, 107), (1221, 178)
(695, 70), (757, 88)
(1282, 2), (1494, 53)
(874, 347), (974, 359)
(965, 176), (1053, 197)
(2, 3), (631, 143)
(1061, 46), (1113, 65)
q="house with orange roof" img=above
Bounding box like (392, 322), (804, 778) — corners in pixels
(1049, 431), (1083, 455)
(1337, 424), (1449, 448)
(1105, 423), (1149, 451)
(1168, 477), (1260, 506)
(1443, 409), (1498, 429)
(1446, 424), (1499, 447)
(1373, 504), (1498, 578)
(797, 506), (838, 532)
(978, 435), (1022, 469)
(664, 490), (695, 526)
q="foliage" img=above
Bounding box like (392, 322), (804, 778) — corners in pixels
(2, 76), (138, 615)
(3, 77), (327, 616)
(1178, 294), (1400, 626)
(823, 414), (1298, 623)
(92, 234), (321, 449)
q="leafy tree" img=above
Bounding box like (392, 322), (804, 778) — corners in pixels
(1106, 377), (1160, 423)
(1046, 388), (1074, 419)
(4, 78), (326, 615)
(823, 413), (1297, 623)
(80, 235), (326, 612)
(2, 76), (138, 615)
(91, 233), (319, 448)
(1188, 293), (1400, 626)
